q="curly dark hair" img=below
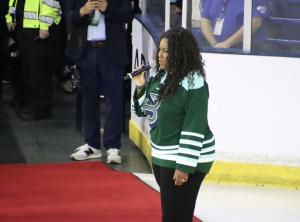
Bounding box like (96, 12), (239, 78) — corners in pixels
(155, 27), (206, 99)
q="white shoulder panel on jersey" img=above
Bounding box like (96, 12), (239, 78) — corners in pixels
(180, 71), (204, 91)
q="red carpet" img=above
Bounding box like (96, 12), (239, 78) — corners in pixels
(0, 162), (201, 222)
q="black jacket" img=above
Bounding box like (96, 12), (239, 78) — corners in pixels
(0, 0), (8, 39)
(65, 0), (133, 65)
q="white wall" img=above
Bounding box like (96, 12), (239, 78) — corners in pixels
(131, 19), (300, 167)
(204, 53), (300, 166)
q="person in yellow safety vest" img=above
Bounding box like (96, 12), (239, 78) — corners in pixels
(5, 0), (63, 120)
(6, 0), (61, 40)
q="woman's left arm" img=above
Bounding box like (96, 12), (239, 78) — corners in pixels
(175, 83), (209, 174)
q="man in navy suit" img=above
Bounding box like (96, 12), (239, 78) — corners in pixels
(66, 0), (133, 163)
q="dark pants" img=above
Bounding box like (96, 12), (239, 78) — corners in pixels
(0, 35), (9, 99)
(0, 35), (9, 78)
(152, 164), (206, 222)
(0, 30), (25, 106)
(78, 45), (124, 150)
(17, 25), (63, 114)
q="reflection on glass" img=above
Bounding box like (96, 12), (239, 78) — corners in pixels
(189, 0), (300, 56)
(137, 0), (166, 42)
(139, 0), (300, 57)
(144, 0), (165, 27)
(265, 0), (300, 55)
(170, 0), (182, 28)
(170, 0), (192, 29)
(195, 0), (268, 51)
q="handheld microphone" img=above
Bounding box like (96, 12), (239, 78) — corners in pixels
(124, 61), (155, 80)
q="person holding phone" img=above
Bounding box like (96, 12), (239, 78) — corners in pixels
(65, 0), (133, 163)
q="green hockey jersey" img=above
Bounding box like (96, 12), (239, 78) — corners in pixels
(133, 70), (215, 174)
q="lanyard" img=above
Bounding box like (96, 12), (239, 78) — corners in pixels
(219, 0), (227, 19)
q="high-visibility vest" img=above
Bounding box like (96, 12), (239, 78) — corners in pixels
(5, 0), (61, 30)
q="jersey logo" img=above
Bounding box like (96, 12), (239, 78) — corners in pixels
(143, 92), (161, 129)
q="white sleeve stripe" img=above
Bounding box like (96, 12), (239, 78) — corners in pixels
(152, 153), (215, 163)
(178, 148), (200, 156)
(152, 152), (177, 161)
(203, 137), (215, 144)
(198, 153), (215, 163)
(152, 149), (178, 155)
(179, 139), (203, 148)
(151, 141), (179, 150)
(181, 131), (204, 138)
(176, 156), (198, 167)
(201, 146), (215, 154)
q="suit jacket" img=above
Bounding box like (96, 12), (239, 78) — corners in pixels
(65, 0), (133, 65)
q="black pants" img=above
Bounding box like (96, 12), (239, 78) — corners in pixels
(0, 34), (9, 99)
(0, 35), (9, 78)
(17, 25), (63, 113)
(6, 31), (25, 107)
(152, 164), (206, 222)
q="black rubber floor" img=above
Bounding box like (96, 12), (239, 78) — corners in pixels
(0, 83), (151, 173)
(0, 102), (26, 163)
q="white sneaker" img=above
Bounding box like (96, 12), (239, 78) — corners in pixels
(107, 148), (122, 164)
(72, 143), (89, 153)
(71, 144), (102, 161)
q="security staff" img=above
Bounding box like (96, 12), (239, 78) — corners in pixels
(6, 0), (62, 120)
(0, 0), (9, 99)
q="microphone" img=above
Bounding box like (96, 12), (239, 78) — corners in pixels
(124, 61), (155, 80)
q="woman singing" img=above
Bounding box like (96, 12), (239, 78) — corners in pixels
(132, 27), (215, 222)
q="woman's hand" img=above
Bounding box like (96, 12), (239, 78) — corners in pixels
(173, 169), (189, 186)
(132, 65), (147, 91)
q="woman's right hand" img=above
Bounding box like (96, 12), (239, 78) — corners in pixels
(132, 65), (147, 89)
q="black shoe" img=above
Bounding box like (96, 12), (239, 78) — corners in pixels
(16, 107), (52, 121)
